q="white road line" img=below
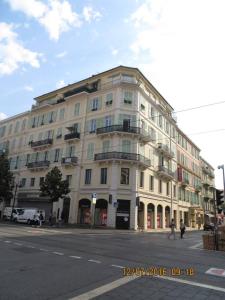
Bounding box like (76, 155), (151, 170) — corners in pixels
(88, 259), (101, 264)
(111, 265), (125, 269)
(4, 240), (11, 243)
(14, 242), (22, 246)
(189, 242), (203, 249)
(155, 275), (225, 293)
(53, 252), (64, 256)
(27, 246), (35, 249)
(69, 276), (138, 300)
(70, 256), (82, 259)
(39, 248), (49, 252)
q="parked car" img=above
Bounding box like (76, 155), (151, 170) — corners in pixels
(203, 223), (215, 231)
(15, 208), (45, 225)
(3, 207), (24, 221)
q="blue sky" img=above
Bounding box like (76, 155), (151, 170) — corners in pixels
(1, 0), (225, 187)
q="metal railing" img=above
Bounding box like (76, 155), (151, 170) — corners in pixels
(157, 165), (175, 178)
(94, 152), (151, 167)
(61, 157), (78, 164)
(30, 138), (53, 148)
(64, 132), (80, 140)
(27, 160), (50, 169)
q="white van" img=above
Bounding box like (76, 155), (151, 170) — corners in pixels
(3, 207), (24, 221)
(15, 208), (45, 224)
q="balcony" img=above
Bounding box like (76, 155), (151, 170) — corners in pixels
(64, 132), (80, 141)
(27, 160), (50, 170)
(30, 138), (53, 149)
(202, 179), (211, 187)
(96, 125), (153, 143)
(156, 166), (175, 181)
(157, 143), (175, 159)
(180, 178), (189, 188)
(203, 191), (213, 199)
(208, 171), (215, 178)
(94, 152), (151, 168)
(61, 156), (78, 166)
(195, 185), (202, 192)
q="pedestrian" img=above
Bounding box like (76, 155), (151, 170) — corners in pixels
(39, 213), (44, 227)
(180, 219), (186, 239)
(168, 218), (176, 240)
(34, 214), (39, 227)
(49, 213), (52, 226)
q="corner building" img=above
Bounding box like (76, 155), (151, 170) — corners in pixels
(0, 66), (215, 230)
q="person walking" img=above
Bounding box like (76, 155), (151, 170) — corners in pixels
(168, 218), (176, 240)
(39, 213), (44, 227)
(180, 219), (186, 239)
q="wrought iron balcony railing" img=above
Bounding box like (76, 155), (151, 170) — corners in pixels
(94, 152), (151, 168)
(157, 143), (175, 158)
(27, 160), (50, 169)
(61, 156), (78, 165)
(64, 132), (80, 141)
(30, 138), (53, 148)
(157, 165), (175, 180)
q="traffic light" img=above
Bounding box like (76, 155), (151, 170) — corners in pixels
(216, 189), (224, 206)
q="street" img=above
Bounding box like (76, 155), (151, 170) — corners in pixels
(0, 223), (225, 300)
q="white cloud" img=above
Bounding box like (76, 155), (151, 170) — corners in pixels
(129, 0), (225, 187)
(56, 51), (67, 58)
(0, 112), (8, 120)
(111, 48), (118, 56)
(0, 22), (42, 75)
(83, 6), (102, 23)
(56, 79), (65, 88)
(24, 85), (33, 91)
(6, 1), (102, 41)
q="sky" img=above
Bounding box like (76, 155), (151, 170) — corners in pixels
(0, 0), (225, 188)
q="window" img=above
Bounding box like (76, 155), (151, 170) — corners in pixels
(159, 180), (162, 193)
(74, 103), (80, 116)
(26, 154), (30, 165)
(92, 98), (99, 111)
(39, 177), (44, 186)
(124, 91), (133, 104)
(100, 168), (107, 184)
(120, 168), (129, 185)
(102, 140), (110, 153)
(140, 104), (145, 111)
(54, 149), (60, 162)
(151, 107), (155, 121)
(66, 175), (72, 186)
(30, 178), (35, 187)
(149, 175), (154, 191)
(85, 169), (92, 184)
(8, 124), (13, 135)
(14, 121), (20, 133)
(90, 119), (96, 133)
(67, 145), (75, 157)
(173, 185), (176, 197)
(140, 171), (144, 188)
(166, 182), (170, 196)
(87, 143), (94, 160)
(21, 178), (26, 187)
(105, 116), (112, 127)
(44, 151), (49, 161)
(158, 115), (163, 128)
(106, 93), (113, 106)
(122, 140), (131, 153)
(59, 108), (65, 120)
(56, 128), (62, 139)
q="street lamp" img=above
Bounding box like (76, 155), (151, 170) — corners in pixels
(218, 165), (225, 203)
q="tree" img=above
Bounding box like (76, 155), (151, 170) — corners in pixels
(40, 167), (70, 204)
(0, 153), (14, 203)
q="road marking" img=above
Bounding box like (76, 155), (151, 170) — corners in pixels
(206, 268), (225, 277)
(189, 242), (203, 249)
(39, 248), (49, 252)
(88, 259), (101, 264)
(4, 240), (11, 243)
(69, 276), (138, 300)
(70, 256), (82, 259)
(111, 265), (124, 269)
(155, 275), (225, 293)
(14, 242), (22, 246)
(53, 252), (64, 256)
(27, 246), (35, 249)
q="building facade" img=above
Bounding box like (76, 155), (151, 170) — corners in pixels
(0, 66), (215, 229)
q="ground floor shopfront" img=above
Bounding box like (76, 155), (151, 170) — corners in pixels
(61, 193), (205, 230)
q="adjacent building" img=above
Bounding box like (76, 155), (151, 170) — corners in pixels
(0, 66), (215, 229)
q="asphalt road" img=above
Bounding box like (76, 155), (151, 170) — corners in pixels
(0, 223), (225, 300)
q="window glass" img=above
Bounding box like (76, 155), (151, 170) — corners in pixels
(120, 168), (129, 184)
